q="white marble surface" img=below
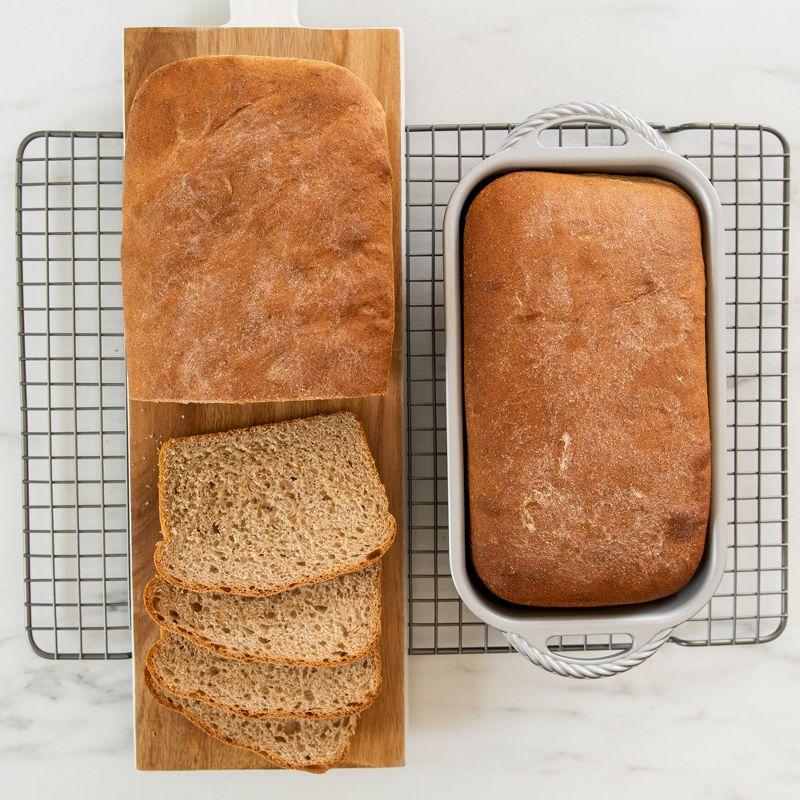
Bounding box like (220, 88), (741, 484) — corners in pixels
(1, 1), (798, 798)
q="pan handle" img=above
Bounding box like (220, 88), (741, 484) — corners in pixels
(496, 101), (670, 156)
(504, 627), (674, 679)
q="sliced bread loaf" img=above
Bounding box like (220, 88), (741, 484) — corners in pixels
(147, 631), (381, 718)
(154, 412), (395, 595)
(144, 563), (381, 665)
(144, 669), (356, 773)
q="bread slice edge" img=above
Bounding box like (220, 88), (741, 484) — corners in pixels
(142, 564), (383, 667)
(153, 513), (396, 597)
(143, 668), (357, 773)
(145, 631), (382, 720)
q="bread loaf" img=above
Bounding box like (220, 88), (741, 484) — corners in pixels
(121, 55), (393, 402)
(462, 171), (711, 607)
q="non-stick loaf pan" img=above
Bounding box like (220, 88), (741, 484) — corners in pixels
(443, 102), (727, 678)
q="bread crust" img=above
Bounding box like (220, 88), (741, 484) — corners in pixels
(154, 412), (396, 596)
(463, 171), (711, 607)
(143, 669), (355, 773)
(121, 55), (394, 403)
(142, 562), (383, 667)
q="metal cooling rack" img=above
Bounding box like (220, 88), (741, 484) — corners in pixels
(17, 131), (130, 659)
(16, 122), (789, 660)
(405, 122), (789, 654)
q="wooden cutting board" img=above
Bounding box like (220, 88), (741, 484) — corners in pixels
(124, 25), (404, 770)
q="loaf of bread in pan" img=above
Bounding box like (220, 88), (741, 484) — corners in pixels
(462, 171), (711, 607)
(121, 55), (393, 402)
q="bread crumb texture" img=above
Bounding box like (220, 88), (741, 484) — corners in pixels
(121, 56), (394, 402)
(155, 412), (395, 595)
(463, 171), (711, 607)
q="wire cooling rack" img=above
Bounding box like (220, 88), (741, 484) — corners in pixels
(17, 132), (130, 659)
(406, 122), (789, 654)
(16, 122), (789, 660)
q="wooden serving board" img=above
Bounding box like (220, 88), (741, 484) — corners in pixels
(124, 26), (404, 770)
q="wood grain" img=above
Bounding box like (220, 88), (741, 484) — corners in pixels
(124, 26), (404, 771)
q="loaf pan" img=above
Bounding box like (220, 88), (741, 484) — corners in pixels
(443, 102), (727, 678)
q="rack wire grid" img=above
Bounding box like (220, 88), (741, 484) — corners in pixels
(17, 131), (130, 659)
(405, 121), (789, 654)
(16, 122), (789, 661)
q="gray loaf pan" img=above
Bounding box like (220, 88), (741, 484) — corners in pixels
(442, 102), (728, 678)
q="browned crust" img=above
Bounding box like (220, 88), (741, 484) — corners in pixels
(145, 631), (382, 720)
(143, 668), (355, 773)
(142, 562), (382, 667)
(154, 412), (396, 596)
(122, 55), (394, 403)
(463, 171), (711, 607)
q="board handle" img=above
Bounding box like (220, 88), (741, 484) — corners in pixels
(226, 0), (300, 27)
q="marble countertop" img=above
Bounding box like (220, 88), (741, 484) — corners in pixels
(1, 1), (798, 798)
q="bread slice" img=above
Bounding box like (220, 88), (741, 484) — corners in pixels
(144, 669), (356, 773)
(154, 412), (396, 595)
(147, 631), (380, 719)
(144, 563), (381, 666)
